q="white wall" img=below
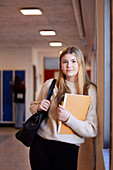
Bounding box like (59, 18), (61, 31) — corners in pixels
(0, 47), (33, 120)
(32, 48), (44, 99)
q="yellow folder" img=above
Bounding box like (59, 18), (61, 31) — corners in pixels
(58, 93), (92, 134)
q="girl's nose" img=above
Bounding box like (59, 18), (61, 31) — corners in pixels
(67, 61), (71, 67)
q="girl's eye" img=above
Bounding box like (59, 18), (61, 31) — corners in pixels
(72, 60), (77, 63)
(63, 61), (67, 63)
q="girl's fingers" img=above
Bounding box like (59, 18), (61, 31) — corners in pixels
(57, 105), (70, 122)
(42, 103), (48, 108)
(40, 99), (50, 111)
(58, 105), (65, 112)
(38, 100), (50, 111)
(58, 104), (65, 109)
(43, 100), (50, 106)
(44, 99), (50, 104)
(40, 105), (48, 111)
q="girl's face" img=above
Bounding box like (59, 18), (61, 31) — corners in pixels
(61, 53), (79, 82)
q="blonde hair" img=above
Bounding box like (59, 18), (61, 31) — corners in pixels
(56, 46), (92, 104)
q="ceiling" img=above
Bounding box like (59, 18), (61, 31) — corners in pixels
(0, 0), (95, 59)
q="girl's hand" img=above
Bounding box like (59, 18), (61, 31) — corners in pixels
(38, 99), (50, 111)
(57, 105), (70, 122)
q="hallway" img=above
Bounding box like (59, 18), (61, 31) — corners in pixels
(0, 0), (113, 169)
(0, 127), (31, 170)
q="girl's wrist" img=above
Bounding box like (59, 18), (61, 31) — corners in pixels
(64, 115), (70, 122)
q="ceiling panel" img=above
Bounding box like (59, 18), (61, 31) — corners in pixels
(0, 0), (95, 58)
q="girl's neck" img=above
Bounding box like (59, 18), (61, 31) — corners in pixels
(66, 75), (78, 83)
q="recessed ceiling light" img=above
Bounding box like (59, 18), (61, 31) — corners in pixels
(20, 8), (42, 15)
(49, 42), (62, 47)
(40, 30), (56, 36)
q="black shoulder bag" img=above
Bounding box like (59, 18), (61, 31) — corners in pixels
(15, 79), (56, 147)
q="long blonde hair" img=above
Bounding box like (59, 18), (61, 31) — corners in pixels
(56, 46), (92, 104)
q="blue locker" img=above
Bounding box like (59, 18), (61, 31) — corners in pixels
(3, 71), (13, 121)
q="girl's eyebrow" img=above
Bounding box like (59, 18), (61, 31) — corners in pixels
(62, 59), (67, 62)
(71, 58), (77, 61)
(62, 58), (77, 61)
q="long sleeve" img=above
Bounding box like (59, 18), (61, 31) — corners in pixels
(30, 79), (53, 114)
(65, 85), (98, 138)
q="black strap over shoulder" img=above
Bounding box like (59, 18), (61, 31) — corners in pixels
(46, 79), (56, 100)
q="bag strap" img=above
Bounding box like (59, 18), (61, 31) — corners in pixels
(46, 79), (56, 101)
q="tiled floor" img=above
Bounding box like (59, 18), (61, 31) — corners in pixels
(0, 127), (95, 170)
(0, 127), (31, 170)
